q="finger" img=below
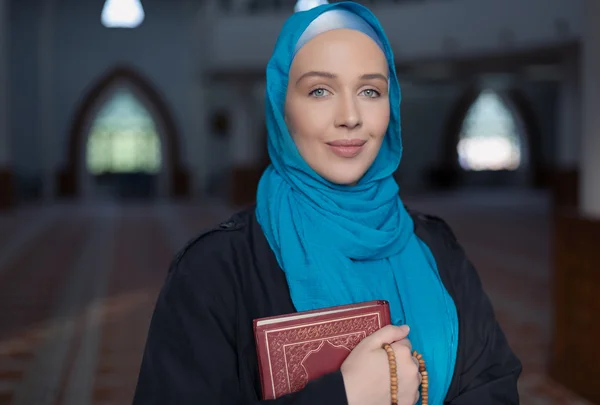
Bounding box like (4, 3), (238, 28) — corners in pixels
(396, 337), (413, 351)
(394, 340), (412, 356)
(414, 390), (420, 405)
(369, 324), (410, 347)
(415, 359), (422, 384)
(391, 340), (413, 359)
(411, 355), (419, 369)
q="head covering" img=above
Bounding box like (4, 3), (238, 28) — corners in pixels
(255, 2), (459, 404)
(294, 7), (384, 55)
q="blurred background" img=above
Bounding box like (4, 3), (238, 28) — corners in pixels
(0, 0), (598, 404)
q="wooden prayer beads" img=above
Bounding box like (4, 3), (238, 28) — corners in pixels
(382, 343), (399, 405)
(413, 350), (428, 405)
(381, 344), (429, 405)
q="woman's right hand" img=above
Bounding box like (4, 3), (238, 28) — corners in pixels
(340, 325), (421, 405)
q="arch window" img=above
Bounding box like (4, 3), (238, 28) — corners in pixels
(457, 89), (522, 171)
(86, 87), (162, 175)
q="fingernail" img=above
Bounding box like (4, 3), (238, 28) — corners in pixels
(400, 325), (410, 334)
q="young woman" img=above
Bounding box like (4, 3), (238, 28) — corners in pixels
(132, 1), (522, 404)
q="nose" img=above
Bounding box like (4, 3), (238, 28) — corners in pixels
(334, 93), (362, 129)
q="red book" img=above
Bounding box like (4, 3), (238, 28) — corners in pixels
(253, 300), (391, 400)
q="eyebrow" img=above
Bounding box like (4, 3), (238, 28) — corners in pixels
(295, 71), (388, 85)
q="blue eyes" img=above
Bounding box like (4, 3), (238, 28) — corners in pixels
(362, 89), (380, 98)
(309, 88), (381, 98)
(310, 88), (330, 97)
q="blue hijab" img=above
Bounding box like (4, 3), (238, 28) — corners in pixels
(255, 2), (458, 404)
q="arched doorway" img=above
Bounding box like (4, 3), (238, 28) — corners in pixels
(58, 66), (189, 199)
(456, 88), (530, 187)
(85, 86), (163, 199)
(430, 85), (543, 189)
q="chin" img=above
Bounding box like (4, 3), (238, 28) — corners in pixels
(320, 168), (366, 186)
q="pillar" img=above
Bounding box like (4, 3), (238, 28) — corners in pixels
(229, 82), (264, 206)
(553, 54), (581, 208)
(230, 84), (258, 168)
(0, 0), (13, 209)
(550, 1), (600, 401)
(580, 0), (600, 218)
(38, 0), (56, 201)
(558, 57), (581, 169)
(186, 0), (221, 199)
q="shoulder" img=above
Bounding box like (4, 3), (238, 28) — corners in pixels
(166, 205), (258, 290)
(406, 206), (459, 246)
(406, 206), (474, 294)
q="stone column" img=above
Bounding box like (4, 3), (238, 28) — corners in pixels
(0, 0), (13, 209)
(550, 2), (600, 402)
(230, 84), (258, 167)
(185, 0), (222, 199)
(558, 57), (581, 169)
(38, 0), (56, 201)
(580, 0), (600, 218)
(553, 55), (581, 208)
(229, 82), (263, 205)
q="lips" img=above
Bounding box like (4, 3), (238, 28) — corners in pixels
(326, 139), (367, 158)
(327, 139), (367, 147)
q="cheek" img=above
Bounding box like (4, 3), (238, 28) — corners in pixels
(287, 102), (329, 143)
(365, 103), (390, 139)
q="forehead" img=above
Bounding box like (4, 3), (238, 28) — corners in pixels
(290, 29), (388, 76)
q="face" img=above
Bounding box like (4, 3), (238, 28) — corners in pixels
(285, 28), (390, 186)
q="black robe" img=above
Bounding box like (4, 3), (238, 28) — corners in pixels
(131, 205), (522, 405)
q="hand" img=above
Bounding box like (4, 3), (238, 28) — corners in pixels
(340, 325), (421, 405)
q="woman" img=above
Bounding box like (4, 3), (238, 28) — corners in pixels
(132, 1), (522, 404)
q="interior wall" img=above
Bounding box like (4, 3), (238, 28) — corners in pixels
(203, 82), (266, 198)
(519, 79), (560, 172)
(53, 0), (199, 176)
(203, 83), (237, 196)
(7, 1), (562, 201)
(396, 80), (465, 194)
(397, 77), (559, 195)
(9, 0), (203, 199)
(9, 0), (43, 198)
(208, 0), (581, 72)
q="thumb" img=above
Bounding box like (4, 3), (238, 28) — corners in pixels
(370, 324), (410, 346)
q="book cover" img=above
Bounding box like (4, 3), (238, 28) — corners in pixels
(253, 300), (391, 399)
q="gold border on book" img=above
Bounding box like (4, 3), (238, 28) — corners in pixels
(264, 312), (383, 396)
